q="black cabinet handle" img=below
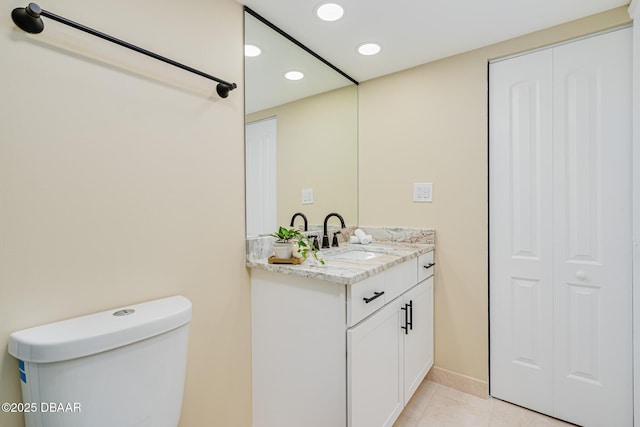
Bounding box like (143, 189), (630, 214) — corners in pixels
(423, 263), (435, 269)
(401, 304), (409, 335)
(401, 301), (414, 335)
(363, 291), (384, 304)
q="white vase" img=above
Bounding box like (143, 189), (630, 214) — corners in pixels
(273, 242), (293, 259)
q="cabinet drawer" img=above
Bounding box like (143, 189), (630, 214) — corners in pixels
(418, 251), (435, 282)
(385, 258), (418, 301)
(347, 273), (386, 327)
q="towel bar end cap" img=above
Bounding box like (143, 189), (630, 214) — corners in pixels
(12, 3), (44, 34)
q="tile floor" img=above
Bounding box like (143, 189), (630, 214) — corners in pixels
(393, 380), (576, 427)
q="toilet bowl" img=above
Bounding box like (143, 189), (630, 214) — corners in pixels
(8, 295), (192, 427)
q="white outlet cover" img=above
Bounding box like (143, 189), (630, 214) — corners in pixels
(413, 183), (432, 202)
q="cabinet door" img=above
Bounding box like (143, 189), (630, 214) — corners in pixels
(403, 279), (433, 404)
(347, 299), (403, 427)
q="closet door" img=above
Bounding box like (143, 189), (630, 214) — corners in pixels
(489, 48), (555, 415)
(552, 28), (632, 427)
(490, 27), (632, 427)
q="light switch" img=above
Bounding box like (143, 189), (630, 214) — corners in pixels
(302, 188), (314, 204)
(413, 183), (432, 202)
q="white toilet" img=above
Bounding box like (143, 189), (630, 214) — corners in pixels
(8, 295), (192, 427)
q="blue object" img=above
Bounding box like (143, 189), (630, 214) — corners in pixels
(18, 359), (26, 383)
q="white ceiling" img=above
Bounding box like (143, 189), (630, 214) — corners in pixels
(239, 0), (629, 83)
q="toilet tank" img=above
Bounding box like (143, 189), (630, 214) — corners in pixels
(8, 295), (192, 427)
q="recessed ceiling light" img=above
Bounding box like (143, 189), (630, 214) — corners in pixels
(285, 71), (304, 81)
(245, 44), (261, 57)
(357, 42), (381, 56)
(315, 3), (344, 22)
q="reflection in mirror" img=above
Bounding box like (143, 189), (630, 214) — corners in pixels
(244, 9), (358, 238)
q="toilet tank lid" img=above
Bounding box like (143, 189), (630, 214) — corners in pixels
(8, 295), (192, 363)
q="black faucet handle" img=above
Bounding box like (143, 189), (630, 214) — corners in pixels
(332, 231), (341, 247)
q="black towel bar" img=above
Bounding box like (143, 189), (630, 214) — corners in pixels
(11, 3), (237, 98)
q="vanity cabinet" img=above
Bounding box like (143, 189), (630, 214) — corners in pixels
(348, 271), (433, 427)
(251, 250), (434, 427)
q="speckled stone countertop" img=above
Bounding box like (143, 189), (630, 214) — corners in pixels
(246, 240), (434, 286)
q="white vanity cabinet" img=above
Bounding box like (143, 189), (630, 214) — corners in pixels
(348, 258), (434, 427)
(251, 250), (434, 427)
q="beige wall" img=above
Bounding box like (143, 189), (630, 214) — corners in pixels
(247, 86), (359, 228)
(358, 6), (631, 385)
(0, 1), (250, 426)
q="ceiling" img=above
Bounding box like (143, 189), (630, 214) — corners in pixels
(239, 0), (629, 83)
(244, 13), (354, 114)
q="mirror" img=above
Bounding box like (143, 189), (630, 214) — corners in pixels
(244, 10), (358, 237)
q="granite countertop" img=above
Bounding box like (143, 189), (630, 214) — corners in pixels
(246, 241), (434, 285)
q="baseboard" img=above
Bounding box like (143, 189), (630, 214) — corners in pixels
(426, 366), (489, 399)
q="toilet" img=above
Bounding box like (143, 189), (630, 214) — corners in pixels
(8, 295), (192, 427)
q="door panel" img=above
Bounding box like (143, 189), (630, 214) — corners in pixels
(510, 81), (543, 260)
(489, 48), (554, 415)
(552, 28), (632, 427)
(563, 67), (601, 263)
(509, 278), (543, 369)
(565, 283), (601, 385)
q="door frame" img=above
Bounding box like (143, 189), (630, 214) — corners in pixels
(629, 2), (640, 425)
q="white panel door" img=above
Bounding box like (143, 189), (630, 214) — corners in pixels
(490, 28), (632, 426)
(489, 48), (555, 415)
(348, 299), (404, 427)
(551, 29), (632, 427)
(245, 118), (277, 237)
(403, 279), (434, 404)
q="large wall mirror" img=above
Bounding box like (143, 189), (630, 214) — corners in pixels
(244, 9), (358, 238)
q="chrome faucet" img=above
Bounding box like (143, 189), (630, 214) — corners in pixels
(289, 212), (308, 231)
(322, 212), (346, 248)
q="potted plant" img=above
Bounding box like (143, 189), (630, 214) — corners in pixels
(270, 226), (324, 265)
(270, 226), (298, 259)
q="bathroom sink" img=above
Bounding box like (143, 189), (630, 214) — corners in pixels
(328, 250), (382, 261)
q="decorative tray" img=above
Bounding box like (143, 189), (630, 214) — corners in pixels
(268, 256), (305, 265)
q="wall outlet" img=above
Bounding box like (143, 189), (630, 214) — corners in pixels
(302, 188), (314, 204)
(413, 183), (432, 202)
